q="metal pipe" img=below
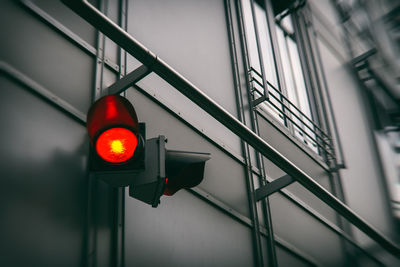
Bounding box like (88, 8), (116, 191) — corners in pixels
(61, 0), (400, 258)
(235, 1), (278, 265)
(224, 1), (265, 266)
(113, 1), (128, 266)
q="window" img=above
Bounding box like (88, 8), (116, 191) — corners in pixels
(242, 0), (284, 124)
(240, 0), (334, 160)
(275, 14), (319, 154)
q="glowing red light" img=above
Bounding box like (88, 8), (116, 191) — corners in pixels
(87, 95), (139, 146)
(96, 128), (138, 163)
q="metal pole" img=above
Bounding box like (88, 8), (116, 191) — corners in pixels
(235, 1), (278, 265)
(225, 0), (265, 266)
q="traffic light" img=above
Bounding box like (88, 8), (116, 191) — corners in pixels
(86, 95), (145, 187)
(86, 95), (210, 207)
(129, 135), (210, 207)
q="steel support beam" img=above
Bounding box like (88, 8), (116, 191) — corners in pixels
(255, 174), (295, 201)
(101, 64), (151, 96)
(61, 0), (400, 258)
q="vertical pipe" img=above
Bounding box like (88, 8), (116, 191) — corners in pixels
(291, 10), (323, 131)
(225, 1), (264, 265)
(89, 0), (107, 266)
(291, 9), (334, 164)
(289, 4), (356, 264)
(86, 0), (105, 264)
(112, 1), (128, 266)
(236, 0), (278, 266)
(253, 119), (278, 267)
(85, 173), (96, 267)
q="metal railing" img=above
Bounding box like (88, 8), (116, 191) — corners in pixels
(248, 67), (337, 162)
(62, 0), (400, 259)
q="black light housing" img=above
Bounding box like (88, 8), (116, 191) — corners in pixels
(129, 136), (210, 207)
(86, 95), (145, 186)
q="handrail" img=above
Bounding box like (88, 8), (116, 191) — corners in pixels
(62, 0), (400, 258)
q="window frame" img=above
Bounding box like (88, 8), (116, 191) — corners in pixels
(239, 0), (340, 169)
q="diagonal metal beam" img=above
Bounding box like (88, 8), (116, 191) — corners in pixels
(61, 0), (400, 258)
(101, 64), (151, 97)
(255, 174), (294, 201)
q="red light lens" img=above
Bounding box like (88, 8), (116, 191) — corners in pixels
(87, 95), (139, 145)
(96, 128), (138, 163)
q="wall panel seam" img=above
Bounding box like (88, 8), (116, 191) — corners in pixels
(0, 61), (86, 123)
(21, 0), (120, 73)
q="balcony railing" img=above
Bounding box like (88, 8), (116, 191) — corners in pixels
(249, 67), (336, 164)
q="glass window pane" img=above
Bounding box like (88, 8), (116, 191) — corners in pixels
(254, 3), (279, 88)
(276, 16), (319, 153)
(241, 2), (321, 154)
(241, 0), (261, 73)
(287, 37), (311, 118)
(280, 15), (294, 35)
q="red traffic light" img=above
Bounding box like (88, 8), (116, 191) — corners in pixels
(87, 95), (139, 163)
(96, 127), (137, 163)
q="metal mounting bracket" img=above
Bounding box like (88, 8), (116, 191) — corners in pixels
(252, 94), (268, 107)
(329, 163), (346, 173)
(255, 174), (294, 201)
(101, 64), (151, 97)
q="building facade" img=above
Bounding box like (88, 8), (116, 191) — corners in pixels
(0, 0), (399, 266)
